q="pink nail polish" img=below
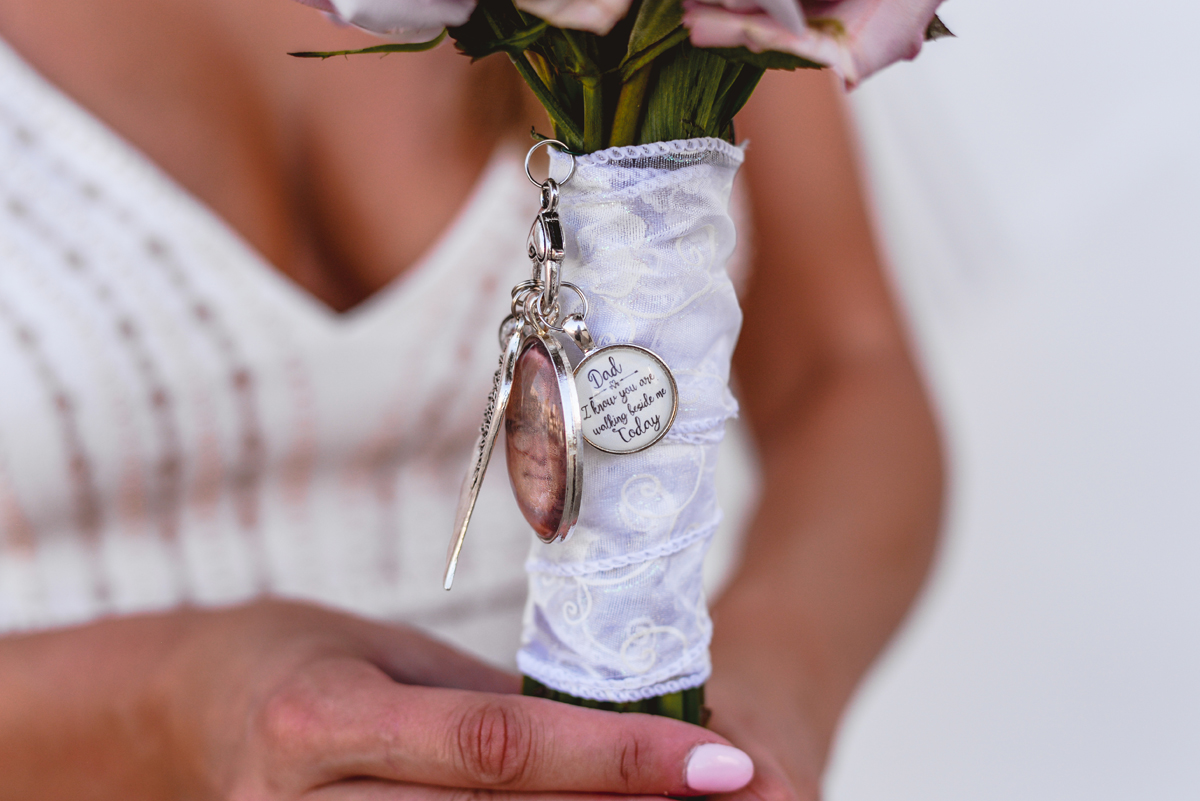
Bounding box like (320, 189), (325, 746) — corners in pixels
(685, 743), (755, 793)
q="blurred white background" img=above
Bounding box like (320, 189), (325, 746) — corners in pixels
(826, 1), (1200, 798)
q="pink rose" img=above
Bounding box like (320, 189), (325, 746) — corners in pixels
(682, 0), (946, 87)
(512, 0), (633, 35)
(294, 0), (946, 81)
(296, 0), (639, 38)
(293, 0), (475, 42)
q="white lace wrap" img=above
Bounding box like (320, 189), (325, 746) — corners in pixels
(517, 138), (744, 702)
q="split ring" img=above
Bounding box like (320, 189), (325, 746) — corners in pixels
(523, 289), (558, 335)
(511, 279), (540, 319)
(525, 140), (577, 187)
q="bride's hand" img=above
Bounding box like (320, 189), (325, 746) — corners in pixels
(0, 599), (754, 799)
(705, 669), (827, 801)
(144, 600), (755, 799)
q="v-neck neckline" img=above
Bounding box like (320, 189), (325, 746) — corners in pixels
(0, 34), (516, 334)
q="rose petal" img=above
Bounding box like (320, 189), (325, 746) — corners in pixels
(294, 0), (339, 11)
(514, 0), (635, 35)
(812, 0), (942, 83)
(750, 0), (806, 36)
(683, 5), (849, 74)
(684, 0), (943, 86)
(293, 0), (474, 41)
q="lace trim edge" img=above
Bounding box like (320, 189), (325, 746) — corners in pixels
(576, 137), (745, 167)
(517, 653), (712, 702)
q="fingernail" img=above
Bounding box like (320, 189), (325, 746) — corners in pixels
(685, 743), (755, 793)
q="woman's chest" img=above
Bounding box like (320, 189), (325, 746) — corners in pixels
(0, 58), (538, 633)
(0, 0), (509, 313)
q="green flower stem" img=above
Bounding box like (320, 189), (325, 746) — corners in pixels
(507, 52), (584, 150)
(522, 676), (709, 723)
(580, 75), (604, 153)
(523, 677), (710, 800)
(526, 50), (553, 93)
(610, 63), (652, 148)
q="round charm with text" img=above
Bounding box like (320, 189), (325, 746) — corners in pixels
(573, 345), (677, 454)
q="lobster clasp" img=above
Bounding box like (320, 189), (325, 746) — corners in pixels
(527, 178), (565, 312)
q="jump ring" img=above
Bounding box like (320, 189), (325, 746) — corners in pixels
(525, 140), (577, 187)
(540, 180), (560, 213)
(523, 291), (553, 334)
(511, 280), (540, 319)
(511, 279), (539, 300)
(546, 283), (588, 332)
(559, 282), (589, 321)
(538, 296), (561, 326)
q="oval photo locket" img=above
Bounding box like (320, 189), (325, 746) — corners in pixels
(504, 333), (583, 543)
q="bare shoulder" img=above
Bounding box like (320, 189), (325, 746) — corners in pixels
(0, 0), (301, 264)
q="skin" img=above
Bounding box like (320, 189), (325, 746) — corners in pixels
(0, 0), (944, 799)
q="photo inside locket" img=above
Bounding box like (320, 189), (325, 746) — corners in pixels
(504, 337), (569, 541)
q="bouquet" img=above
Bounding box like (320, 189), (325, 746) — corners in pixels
(293, 0), (948, 726)
(296, 0), (950, 149)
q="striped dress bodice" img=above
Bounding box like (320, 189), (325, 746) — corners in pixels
(0, 37), (541, 664)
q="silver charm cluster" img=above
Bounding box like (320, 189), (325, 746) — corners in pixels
(444, 141), (678, 590)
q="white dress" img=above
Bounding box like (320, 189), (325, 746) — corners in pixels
(0, 36), (548, 662)
(0, 38), (755, 666)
